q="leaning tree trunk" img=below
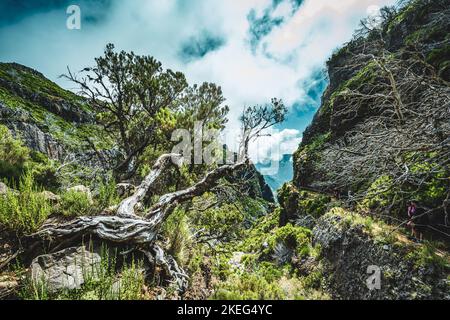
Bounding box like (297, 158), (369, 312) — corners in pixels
(31, 153), (249, 292)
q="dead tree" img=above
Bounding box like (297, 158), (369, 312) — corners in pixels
(29, 100), (287, 292)
(311, 11), (450, 231)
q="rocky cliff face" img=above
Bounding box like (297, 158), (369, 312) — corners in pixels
(294, 0), (449, 193)
(313, 209), (449, 300)
(281, 0), (450, 299)
(0, 63), (95, 160)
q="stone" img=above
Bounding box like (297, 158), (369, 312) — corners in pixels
(0, 182), (7, 195)
(295, 214), (316, 229)
(31, 246), (101, 293)
(0, 182), (18, 196)
(312, 211), (450, 300)
(67, 185), (93, 204)
(8, 121), (65, 161)
(229, 252), (245, 270)
(40, 190), (61, 203)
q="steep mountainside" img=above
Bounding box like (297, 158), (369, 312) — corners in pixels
(276, 0), (450, 299)
(0, 62), (119, 178)
(0, 63), (98, 158)
(294, 0), (449, 195)
(0, 0), (449, 301)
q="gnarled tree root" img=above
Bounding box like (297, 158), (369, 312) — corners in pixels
(28, 153), (249, 294)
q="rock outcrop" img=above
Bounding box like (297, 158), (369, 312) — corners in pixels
(0, 63), (100, 163)
(313, 210), (450, 300)
(31, 246), (101, 293)
(293, 0), (450, 193)
(283, 0), (450, 300)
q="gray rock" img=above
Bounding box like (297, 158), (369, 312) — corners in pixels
(229, 252), (245, 270)
(31, 246), (101, 293)
(0, 182), (8, 195)
(312, 213), (449, 300)
(67, 185), (93, 204)
(8, 122), (65, 160)
(295, 214), (316, 229)
(0, 182), (18, 196)
(40, 190), (60, 203)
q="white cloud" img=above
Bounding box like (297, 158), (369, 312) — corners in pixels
(0, 0), (397, 164)
(181, 0), (397, 162)
(248, 128), (302, 164)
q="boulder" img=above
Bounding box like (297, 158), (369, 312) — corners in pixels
(0, 182), (7, 196)
(312, 211), (450, 300)
(40, 191), (60, 204)
(0, 182), (19, 197)
(295, 215), (316, 229)
(7, 122), (65, 161)
(229, 252), (245, 270)
(67, 185), (93, 204)
(31, 246), (101, 293)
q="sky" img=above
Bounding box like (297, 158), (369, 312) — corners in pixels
(0, 0), (398, 165)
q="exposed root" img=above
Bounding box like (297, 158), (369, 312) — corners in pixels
(28, 153), (249, 293)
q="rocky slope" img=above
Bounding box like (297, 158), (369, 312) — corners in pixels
(277, 0), (450, 299)
(1, 0), (449, 301)
(0, 63), (96, 159)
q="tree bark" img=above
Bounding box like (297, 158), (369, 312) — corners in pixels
(32, 153), (250, 292)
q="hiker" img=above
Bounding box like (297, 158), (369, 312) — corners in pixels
(407, 201), (427, 241)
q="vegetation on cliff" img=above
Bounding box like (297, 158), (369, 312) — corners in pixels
(0, 0), (449, 300)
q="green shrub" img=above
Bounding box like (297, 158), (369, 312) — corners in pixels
(360, 175), (395, 211)
(406, 242), (450, 272)
(212, 272), (285, 300)
(0, 126), (61, 190)
(115, 259), (145, 300)
(58, 189), (92, 217)
(0, 125), (29, 181)
(162, 208), (193, 266)
(212, 258), (329, 300)
(0, 171), (51, 233)
(426, 44), (450, 78)
(298, 191), (332, 218)
(408, 156), (447, 206)
(239, 210), (279, 252)
(266, 224), (312, 258)
(190, 195), (245, 243)
(28, 151), (60, 190)
(96, 177), (120, 209)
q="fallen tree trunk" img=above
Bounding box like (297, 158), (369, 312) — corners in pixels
(32, 153), (250, 292)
